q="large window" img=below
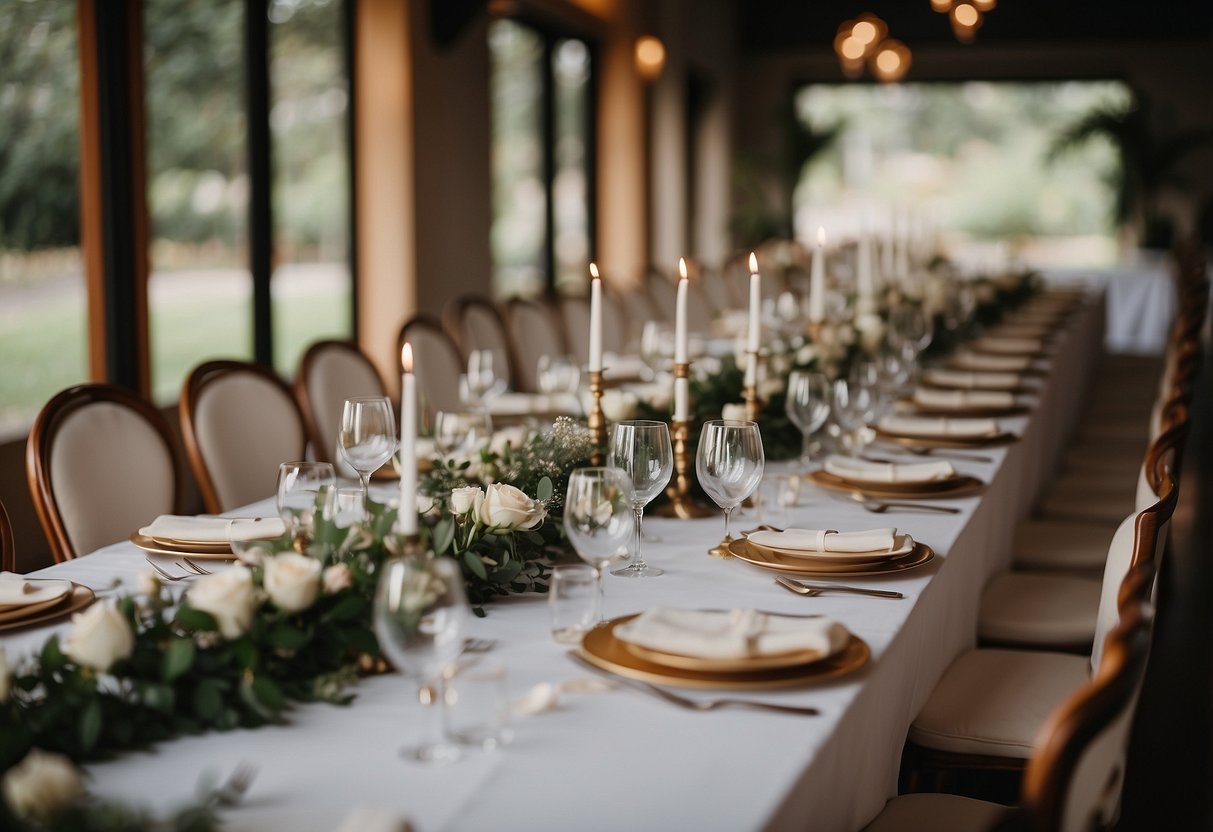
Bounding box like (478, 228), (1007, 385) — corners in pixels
(791, 81), (1131, 266)
(0, 1), (85, 435)
(489, 18), (593, 297)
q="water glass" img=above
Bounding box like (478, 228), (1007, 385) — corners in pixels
(323, 486), (365, 529)
(434, 410), (493, 460)
(537, 355), (581, 399)
(276, 461), (336, 547)
(784, 370), (831, 469)
(338, 396), (397, 516)
(696, 420), (764, 552)
(373, 557), (470, 765)
(563, 468), (634, 609)
(608, 421), (672, 578)
(444, 658), (512, 751)
(549, 564), (602, 643)
(462, 349), (507, 407)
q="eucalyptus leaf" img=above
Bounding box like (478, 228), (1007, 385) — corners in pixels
(161, 639), (196, 683)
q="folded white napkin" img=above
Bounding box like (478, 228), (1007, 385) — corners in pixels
(615, 608), (849, 660)
(0, 572), (71, 607)
(922, 368), (1021, 390)
(973, 336), (1043, 354)
(749, 527), (897, 553)
(337, 808), (414, 832)
(952, 351), (1033, 372)
(913, 388), (1015, 410)
(139, 515), (285, 543)
(879, 415), (1000, 438)
(824, 456), (955, 483)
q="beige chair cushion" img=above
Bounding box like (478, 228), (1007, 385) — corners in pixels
(1012, 518), (1114, 573)
(194, 374), (306, 512)
(304, 347), (386, 462)
(909, 648), (1089, 757)
(50, 402), (176, 555)
(978, 572), (1100, 648)
(863, 793), (1009, 832)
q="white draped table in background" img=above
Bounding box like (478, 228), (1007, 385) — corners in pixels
(2, 294), (1104, 832)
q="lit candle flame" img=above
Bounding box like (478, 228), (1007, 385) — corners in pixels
(401, 342), (413, 373)
(589, 261), (599, 279)
(817, 226), (826, 247)
(748, 252), (758, 274)
(678, 257), (688, 280)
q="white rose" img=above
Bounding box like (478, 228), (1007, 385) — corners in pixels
(234, 542), (270, 568)
(61, 601), (134, 673)
(2, 748), (84, 821)
(758, 377), (785, 400)
(263, 552), (322, 614)
(600, 389), (638, 422)
(796, 344), (821, 366)
(479, 483), (546, 530)
(136, 571), (160, 597)
(322, 563), (353, 595)
(0, 648), (10, 703)
(450, 486), (485, 516)
(187, 567), (255, 640)
(721, 403), (748, 422)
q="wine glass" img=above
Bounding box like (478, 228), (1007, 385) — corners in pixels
(639, 321), (673, 381)
(608, 421), (673, 578)
(563, 467), (634, 612)
(784, 370), (831, 469)
(276, 461), (336, 549)
(461, 349), (506, 407)
(537, 355), (581, 407)
(832, 378), (879, 456)
(696, 420), (765, 558)
(434, 410), (493, 460)
(338, 396), (397, 517)
(373, 557), (470, 764)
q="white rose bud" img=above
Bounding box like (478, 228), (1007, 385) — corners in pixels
(186, 567), (256, 640)
(721, 403), (748, 422)
(2, 749), (84, 821)
(263, 552), (322, 614)
(322, 563), (353, 595)
(449, 486), (485, 516)
(61, 601), (134, 673)
(136, 571), (161, 597)
(479, 482), (546, 530)
(0, 648), (10, 704)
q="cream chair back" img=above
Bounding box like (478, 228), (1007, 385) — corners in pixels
(1089, 513), (1138, 673)
(699, 267), (736, 312)
(295, 341), (389, 465)
(557, 295), (590, 367)
(182, 361), (308, 514)
(398, 316), (464, 424)
(28, 385), (182, 561)
(445, 296), (517, 391)
(600, 290), (628, 354)
(506, 299), (568, 392)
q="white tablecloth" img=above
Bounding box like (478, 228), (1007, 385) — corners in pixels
(2, 296), (1105, 832)
(1043, 258), (1174, 355)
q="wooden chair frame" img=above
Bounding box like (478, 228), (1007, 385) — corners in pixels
(27, 383), (183, 562)
(180, 360), (306, 515)
(397, 314), (464, 374)
(293, 340), (388, 465)
(1, 499), (15, 573)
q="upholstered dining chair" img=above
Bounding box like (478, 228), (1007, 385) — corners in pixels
(443, 294), (519, 392)
(397, 314), (465, 423)
(504, 298), (569, 393)
(864, 596), (1154, 832)
(294, 340), (390, 465)
(556, 294), (591, 368)
(599, 289), (629, 354)
(1, 499), (16, 573)
(27, 384), (183, 561)
(698, 266), (737, 313)
(181, 360), (308, 514)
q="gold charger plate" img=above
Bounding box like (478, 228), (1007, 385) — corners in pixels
(727, 537), (935, 577)
(148, 536), (233, 553)
(623, 641), (826, 673)
(946, 359), (1046, 377)
(130, 532), (236, 560)
(0, 584), (96, 633)
(898, 399), (1031, 418)
(807, 469), (985, 499)
(874, 428), (1020, 449)
(0, 589), (74, 623)
(580, 614), (869, 690)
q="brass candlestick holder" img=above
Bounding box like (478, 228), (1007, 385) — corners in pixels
(587, 369), (606, 465)
(657, 363), (715, 520)
(743, 350), (761, 422)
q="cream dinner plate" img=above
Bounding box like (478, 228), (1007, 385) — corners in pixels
(745, 530), (915, 563)
(727, 537), (935, 577)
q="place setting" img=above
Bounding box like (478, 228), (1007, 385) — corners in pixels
(919, 367), (1035, 394)
(873, 413), (1020, 449)
(131, 514), (287, 559)
(0, 571), (95, 633)
(897, 386), (1032, 418)
(946, 348), (1045, 375)
(725, 526), (935, 578)
(808, 455), (985, 500)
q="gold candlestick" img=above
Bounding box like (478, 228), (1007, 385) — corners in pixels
(654, 361), (714, 519)
(743, 350), (761, 423)
(587, 369), (606, 465)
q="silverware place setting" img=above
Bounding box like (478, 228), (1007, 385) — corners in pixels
(774, 576), (903, 600)
(846, 492), (961, 515)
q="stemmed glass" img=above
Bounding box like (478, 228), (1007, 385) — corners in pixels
(338, 396), (397, 517)
(276, 461), (336, 549)
(563, 467), (635, 611)
(832, 377), (880, 456)
(434, 410), (493, 460)
(696, 420), (765, 558)
(373, 557), (470, 765)
(784, 370), (831, 469)
(461, 349), (506, 407)
(608, 420), (673, 578)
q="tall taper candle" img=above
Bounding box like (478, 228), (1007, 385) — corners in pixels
(674, 258), (690, 420)
(808, 227), (826, 323)
(399, 343), (418, 535)
(588, 263), (603, 373)
(745, 252), (761, 387)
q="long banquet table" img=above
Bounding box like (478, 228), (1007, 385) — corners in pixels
(3, 293), (1105, 832)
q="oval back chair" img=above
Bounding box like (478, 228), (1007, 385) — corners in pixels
(398, 315), (464, 425)
(600, 289), (629, 354)
(443, 295), (518, 392)
(505, 298), (569, 393)
(1, 499), (16, 573)
(181, 360), (308, 514)
(27, 384), (183, 561)
(294, 340), (389, 465)
(556, 294), (591, 368)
